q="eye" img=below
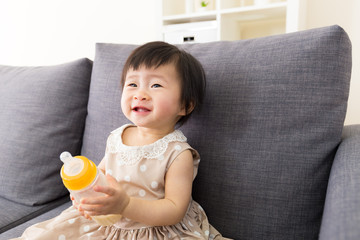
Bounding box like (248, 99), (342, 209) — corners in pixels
(127, 83), (137, 87)
(151, 84), (162, 88)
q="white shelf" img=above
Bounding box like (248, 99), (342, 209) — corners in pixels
(162, 0), (306, 43)
(163, 11), (217, 25)
(220, 2), (286, 21)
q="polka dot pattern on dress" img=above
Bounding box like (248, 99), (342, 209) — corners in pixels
(140, 164), (147, 172)
(151, 181), (158, 189)
(124, 175), (131, 182)
(58, 235), (66, 240)
(106, 169), (113, 176)
(83, 225), (90, 232)
(117, 159), (125, 166)
(139, 189), (146, 197)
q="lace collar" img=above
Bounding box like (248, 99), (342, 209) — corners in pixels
(107, 124), (187, 166)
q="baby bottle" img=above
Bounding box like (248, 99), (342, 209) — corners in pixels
(60, 151), (122, 226)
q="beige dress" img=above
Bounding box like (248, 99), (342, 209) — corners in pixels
(14, 124), (223, 240)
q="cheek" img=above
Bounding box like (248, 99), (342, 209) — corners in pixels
(156, 94), (182, 113)
(120, 93), (130, 114)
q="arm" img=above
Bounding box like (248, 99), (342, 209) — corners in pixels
(319, 125), (360, 240)
(80, 149), (194, 226)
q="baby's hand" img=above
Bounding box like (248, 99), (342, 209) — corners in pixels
(70, 195), (92, 220)
(79, 174), (130, 217)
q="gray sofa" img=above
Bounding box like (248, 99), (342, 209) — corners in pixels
(0, 25), (359, 240)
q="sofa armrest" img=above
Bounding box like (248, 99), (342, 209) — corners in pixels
(319, 124), (360, 240)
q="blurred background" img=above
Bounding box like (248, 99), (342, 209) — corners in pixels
(0, 0), (358, 125)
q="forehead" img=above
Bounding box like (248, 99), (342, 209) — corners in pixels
(125, 63), (180, 81)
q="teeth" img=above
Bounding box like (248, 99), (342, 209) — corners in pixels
(134, 107), (149, 112)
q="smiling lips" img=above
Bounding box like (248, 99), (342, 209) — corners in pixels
(132, 106), (151, 113)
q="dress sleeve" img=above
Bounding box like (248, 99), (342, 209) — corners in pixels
(165, 141), (200, 180)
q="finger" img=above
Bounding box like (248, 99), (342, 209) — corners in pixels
(80, 205), (104, 216)
(80, 196), (106, 205)
(84, 212), (92, 219)
(79, 204), (95, 212)
(76, 206), (84, 215)
(78, 209), (85, 217)
(93, 185), (116, 196)
(106, 174), (117, 184)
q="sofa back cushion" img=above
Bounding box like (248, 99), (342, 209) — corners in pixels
(0, 59), (92, 206)
(81, 25), (351, 239)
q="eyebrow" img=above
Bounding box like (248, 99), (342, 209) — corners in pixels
(126, 73), (168, 82)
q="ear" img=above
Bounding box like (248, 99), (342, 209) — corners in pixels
(179, 102), (195, 116)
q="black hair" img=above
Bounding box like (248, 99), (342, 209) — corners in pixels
(121, 41), (206, 127)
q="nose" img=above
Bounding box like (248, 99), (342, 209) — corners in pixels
(133, 90), (148, 101)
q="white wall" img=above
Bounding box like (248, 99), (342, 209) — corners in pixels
(305, 0), (360, 125)
(0, 0), (162, 66)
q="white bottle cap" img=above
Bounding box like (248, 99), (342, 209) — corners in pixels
(60, 151), (84, 176)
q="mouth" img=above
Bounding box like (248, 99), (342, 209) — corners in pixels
(132, 106), (151, 113)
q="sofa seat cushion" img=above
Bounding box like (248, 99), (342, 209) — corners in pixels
(81, 26), (351, 239)
(0, 59), (92, 208)
(0, 199), (72, 238)
(0, 195), (70, 234)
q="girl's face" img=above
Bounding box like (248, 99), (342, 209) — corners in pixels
(121, 63), (186, 132)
